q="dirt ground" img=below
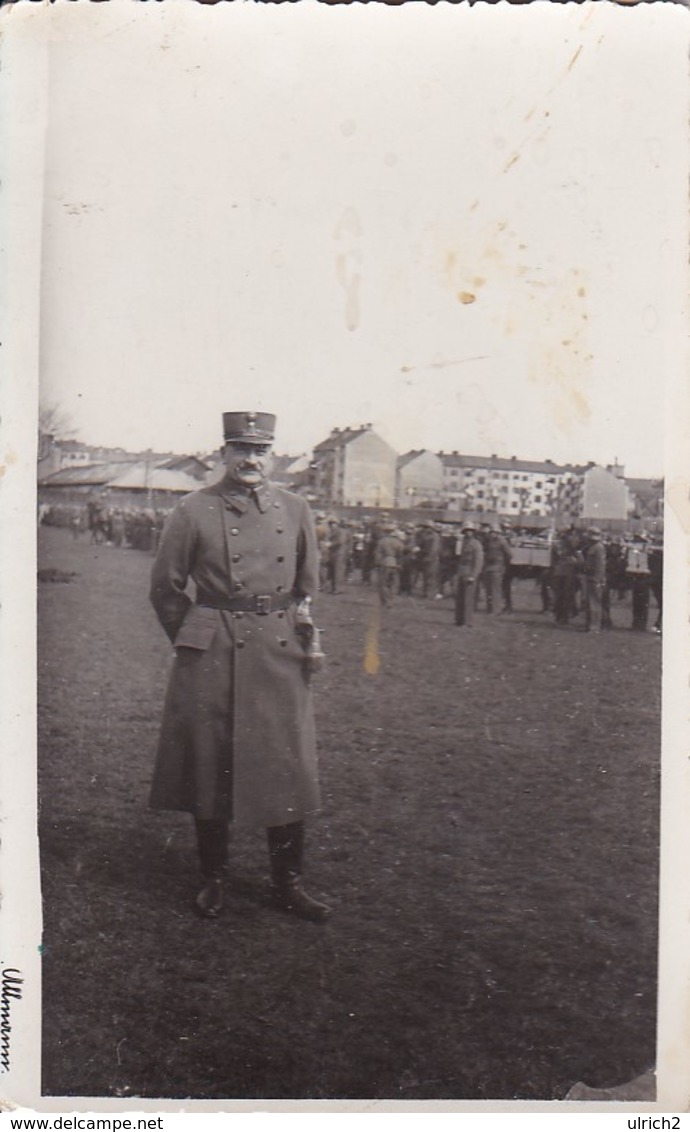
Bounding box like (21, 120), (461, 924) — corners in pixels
(37, 524), (661, 1101)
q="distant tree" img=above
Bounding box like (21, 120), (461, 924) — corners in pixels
(39, 400), (76, 441)
(38, 401), (78, 460)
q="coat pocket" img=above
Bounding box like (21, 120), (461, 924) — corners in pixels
(173, 604), (219, 651)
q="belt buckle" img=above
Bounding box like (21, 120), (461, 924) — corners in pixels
(255, 594), (272, 615)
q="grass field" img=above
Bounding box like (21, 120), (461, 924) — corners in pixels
(38, 524), (661, 1101)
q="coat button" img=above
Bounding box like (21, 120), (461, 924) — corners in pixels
(236, 640), (245, 649)
(279, 639), (287, 647)
(277, 555), (284, 563)
(273, 502), (280, 509)
(230, 528), (240, 536)
(276, 527), (284, 534)
(276, 584), (284, 593)
(234, 611), (244, 619)
(277, 611), (285, 619)
(232, 554), (241, 563)
(234, 582), (243, 592)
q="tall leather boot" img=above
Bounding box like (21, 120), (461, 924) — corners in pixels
(267, 821), (331, 923)
(194, 818), (229, 918)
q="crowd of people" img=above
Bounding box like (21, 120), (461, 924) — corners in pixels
(39, 499), (663, 634)
(38, 500), (173, 553)
(313, 513), (663, 634)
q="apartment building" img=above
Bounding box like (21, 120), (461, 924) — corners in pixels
(311, 424), (397, 507)
(438, 452), (561, 516)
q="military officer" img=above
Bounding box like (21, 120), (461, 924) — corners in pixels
(149, 411), (330, 922)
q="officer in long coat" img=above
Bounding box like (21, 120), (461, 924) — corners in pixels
(149, 411), (330, 922)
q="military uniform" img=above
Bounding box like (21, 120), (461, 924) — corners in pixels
(326, 521), (347, 593)
(150, 481), (320, 826)
(582, 529), (606, 632)
(454, 526), (484, 627)
(150, 411), (329, 922)
(418, 523), (441, 598)
(375, 528), (403, 607)
(483, 530), (512, 614)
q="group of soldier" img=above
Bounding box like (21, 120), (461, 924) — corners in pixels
(547, 526), (663, 634)
(313, 513), (663, 634)
(40, 499), (663, 634)
(38, 500), (173, 553)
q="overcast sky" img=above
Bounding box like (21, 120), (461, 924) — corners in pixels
(38, 2), (687, 477)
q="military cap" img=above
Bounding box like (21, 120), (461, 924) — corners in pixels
(462, 522), (476, 533)
(222, 411), (276, 444)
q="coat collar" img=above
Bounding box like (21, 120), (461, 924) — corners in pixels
(217, 480), (272, 514)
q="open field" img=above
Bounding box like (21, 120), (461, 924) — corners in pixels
(38, 524), (661, 1101)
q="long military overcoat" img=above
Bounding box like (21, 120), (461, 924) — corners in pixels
(149, 479), (321, 828)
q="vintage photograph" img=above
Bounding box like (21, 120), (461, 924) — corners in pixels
(4, 0), (689, 1110)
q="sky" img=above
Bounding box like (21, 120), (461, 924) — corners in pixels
(37, 2), (688, 477)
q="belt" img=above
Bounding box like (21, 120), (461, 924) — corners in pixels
(197, 593), (294, 615)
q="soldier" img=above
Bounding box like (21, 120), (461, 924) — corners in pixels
(438, 525), (460, 597)
(326, 518), (348, 594)
(499, 521), (516, 612)
(398, 525), (418, 596)
(454, 522), (484, 628)
(149, 411), (330, 922)
(628, 533), (652, 631)
(582, 527), (606, 632)
(483, 527), (512, 615)
(314, 512), (330, 591)
(110, 507), (126, 548)
(417, 520), (442, 599)
(648, 536), (663, 634)
(551, 529), (582, 626)
(375, 522), (403, 607)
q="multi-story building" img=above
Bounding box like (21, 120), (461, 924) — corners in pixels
(176, 413), (656, 524)
(438, 452), (562, 516)
(625, 477), (664, 523)
(556, 463), (634, 524)
(311, 425), (397, 508)
(396, 450), (445, 508)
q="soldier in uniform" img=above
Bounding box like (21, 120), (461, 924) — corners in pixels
(375, 522), (403, 607)
(149, 411), (330, 922)
(482, 527), (512, 614)
(550, 528), (582, 626)
(326, 518), (348, 594)
(628, 533), (652, 631)
(417, 521), (442, 599)
(454, 522), (484, 627)
(582, 527), (606, 633)
(648, 536), (663, 634)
